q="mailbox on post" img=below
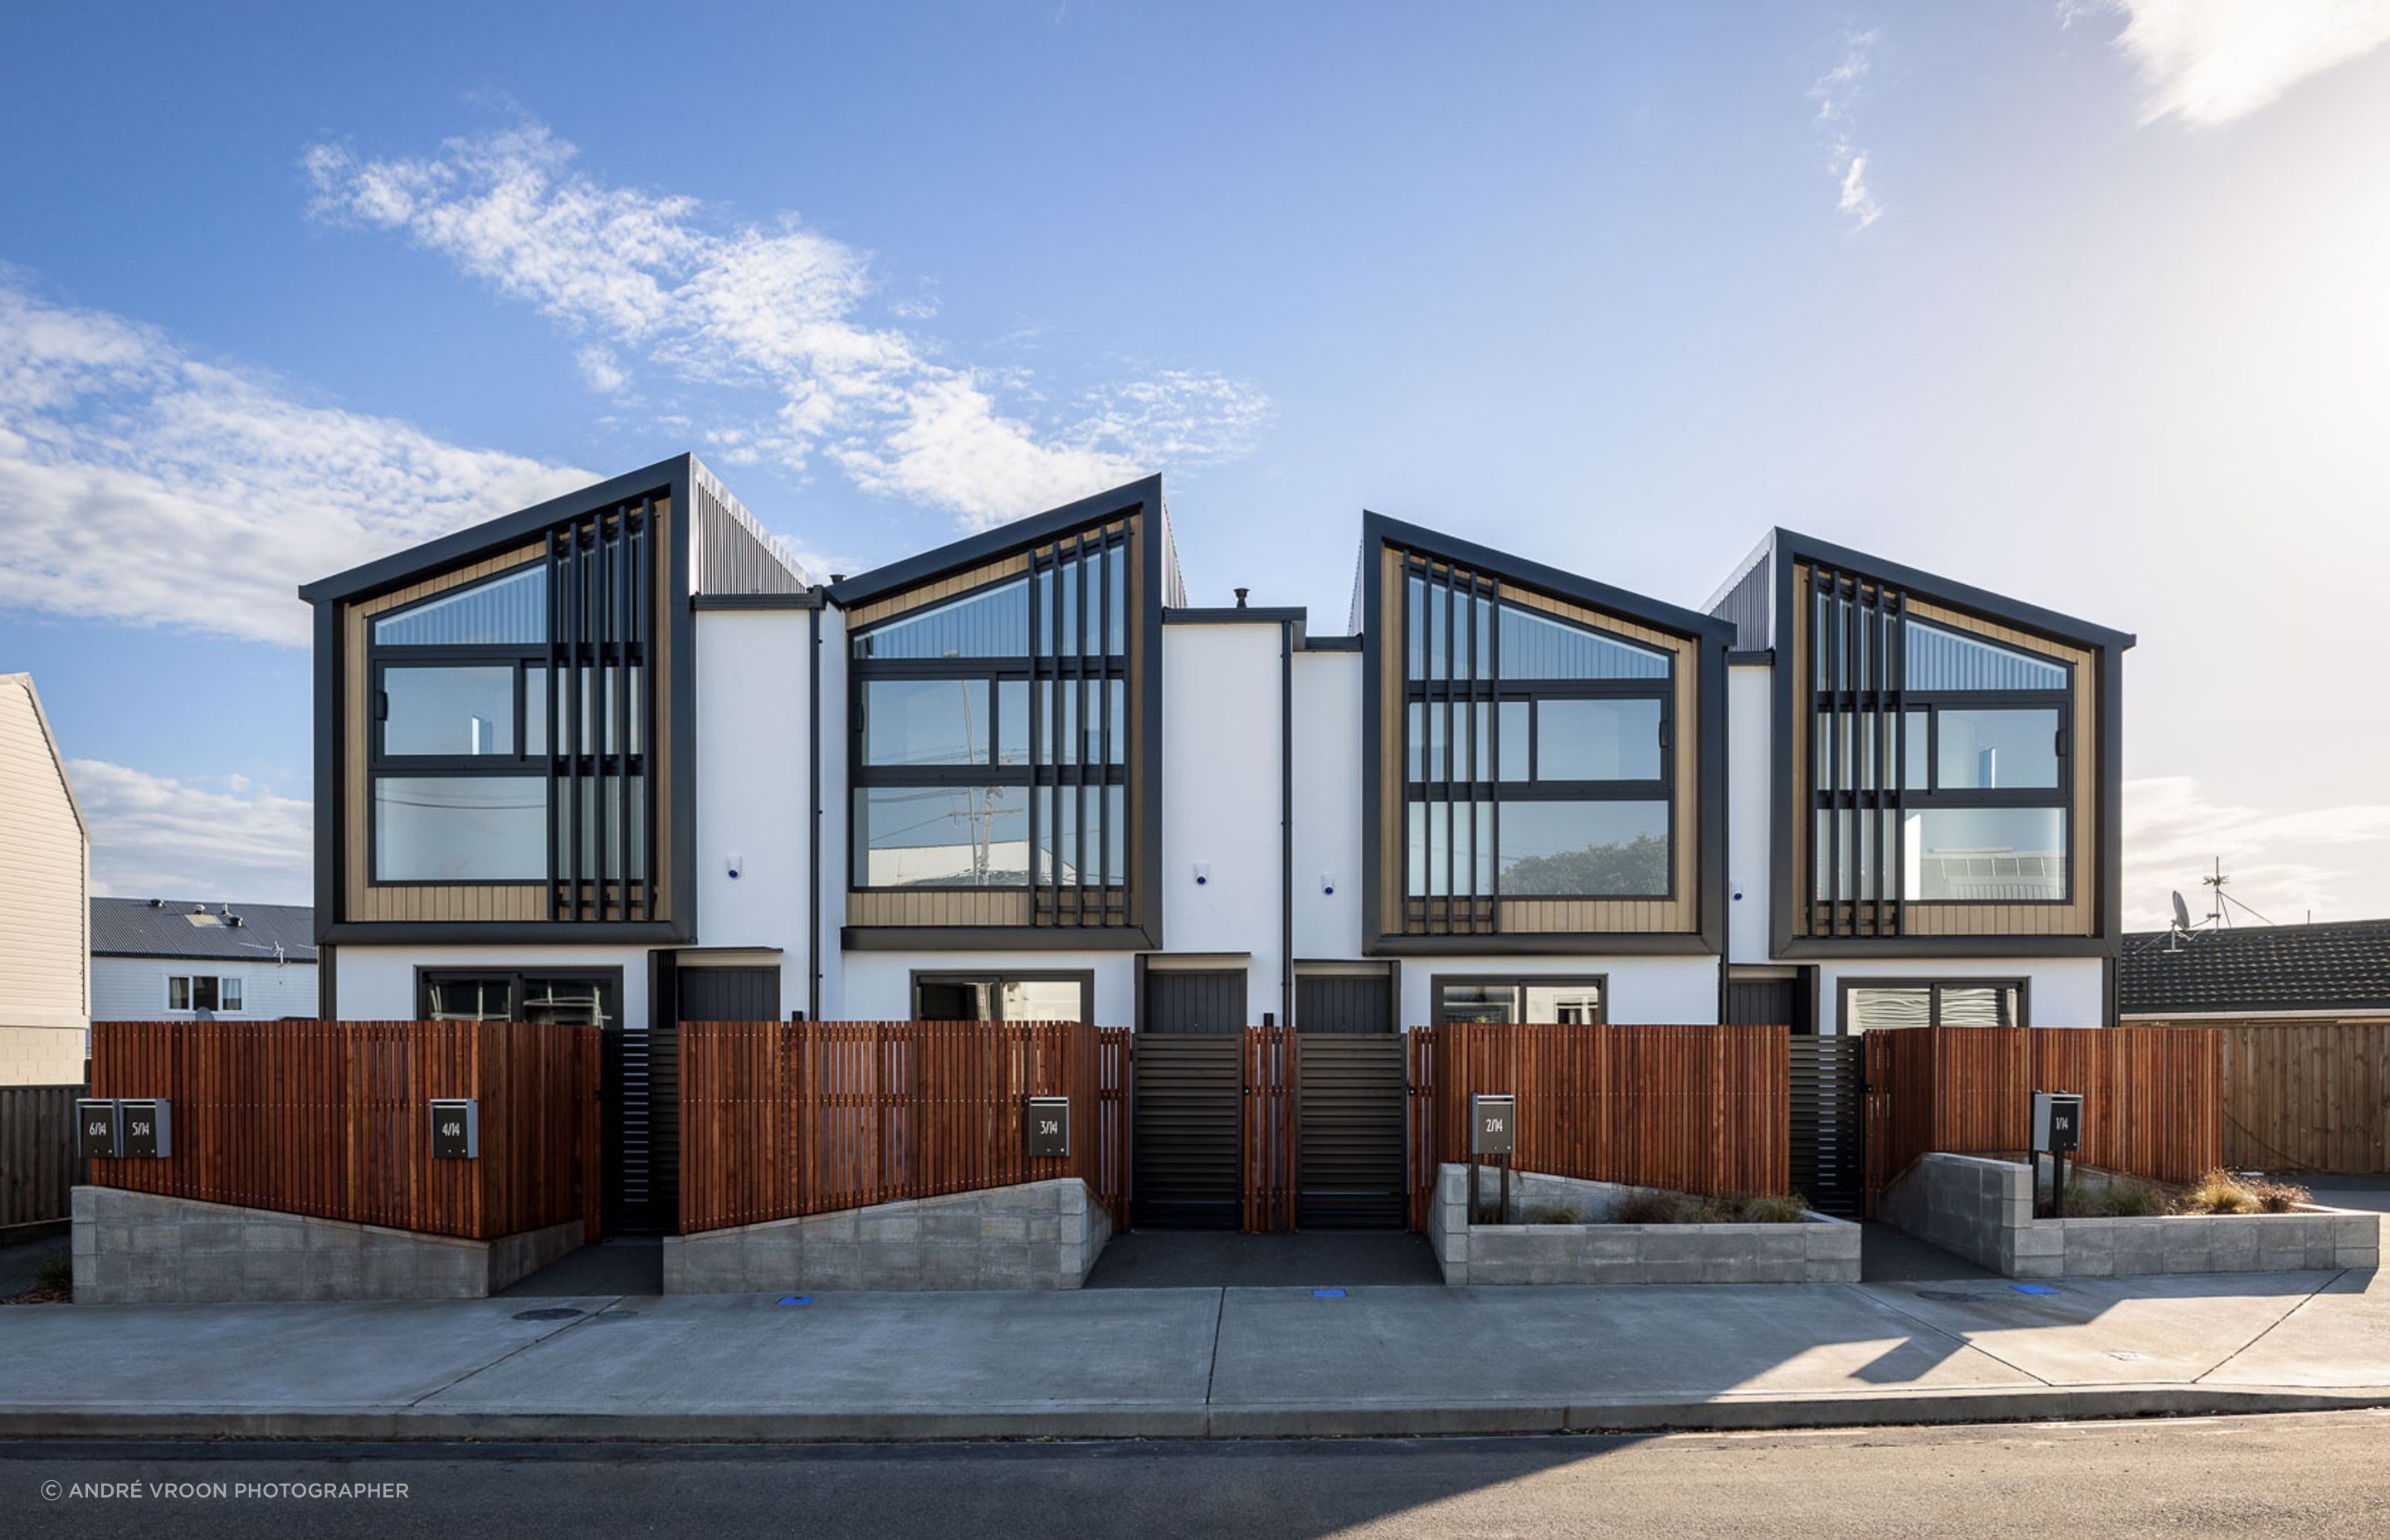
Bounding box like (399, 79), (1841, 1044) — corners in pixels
(76, 1099), (120, 1162)
(1027, 1096), (1071, 1159)
(429, 1099), (480, 1160)
(117, 1099), (171, 1159)
(1471, 1094), (1515, 1157)
(2032, 1090), (2084, 1216)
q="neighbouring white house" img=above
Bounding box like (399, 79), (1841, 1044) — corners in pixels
(90, 899), (319, 1021)
(0, 672), (90, 1084)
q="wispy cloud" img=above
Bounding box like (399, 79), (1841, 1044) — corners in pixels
(2124, 775), (2390, 929)
(1810, 30), (1884, 230)
(70, 759), (313, 905)
(304, 119), (1271, 531)
(0, 275), (593, 646)
(2075, 0), (2390, 126)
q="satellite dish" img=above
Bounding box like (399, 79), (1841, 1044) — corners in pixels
(2171, 891), (2192, 931)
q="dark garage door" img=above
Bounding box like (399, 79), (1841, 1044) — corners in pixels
(1295, 1035), (1407, 1229)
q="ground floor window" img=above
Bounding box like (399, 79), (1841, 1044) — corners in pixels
(910, 971), (1092, 1022)
(1430, 975), (1605, 1026)
(1839, 977), (2026, 1032)
(417, 968), (621, 1026)
(167, 975), (243, 1012)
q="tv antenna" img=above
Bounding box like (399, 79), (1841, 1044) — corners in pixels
(2200, 858), (2278, 928)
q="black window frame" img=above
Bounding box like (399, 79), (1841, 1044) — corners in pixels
(1428, 972), (1609, 1026)
(414, 965), (626, 1026)
(1398, 558), (1676, 923)
(908, 968), (1095, 1023)
(1836, 976), (2031, 1031)
(847, 529), (1132, 917)
(1807, 570), (2075, 921)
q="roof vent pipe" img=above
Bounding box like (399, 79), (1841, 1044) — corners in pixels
(149, 898), (163, 908)
(1235, 587), (1250, 609)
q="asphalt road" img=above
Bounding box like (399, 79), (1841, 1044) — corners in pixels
(4, 1412), (2389, 1538)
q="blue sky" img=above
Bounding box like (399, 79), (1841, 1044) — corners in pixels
(5, 1), (2389, 926)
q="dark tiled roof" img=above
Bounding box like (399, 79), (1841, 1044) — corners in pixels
(2120, 919), (2390, 1016)
(90, 899), (317, 964)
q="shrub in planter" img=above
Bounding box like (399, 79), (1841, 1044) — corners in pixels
(1608, 1190), (1813, 1225)
(2071, 1174), (2169, 1217)
(1524, 1204), (1588, 1226)
(2174, 1169), (2312, 1216)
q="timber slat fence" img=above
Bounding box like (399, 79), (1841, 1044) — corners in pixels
(1404, 1024), (1792, 1230)
(1862, 1026), (2222, 1213)
(1241, 1026), (1297, 1232)
(678, 1021), (1129, 1234)
(87, 1021), (603, 1241)
(2215, 1021), (2390, 1172)
(1, 1084), (81, 1231)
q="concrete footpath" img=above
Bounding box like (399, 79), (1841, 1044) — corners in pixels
(2, 1266), (2387, 1440)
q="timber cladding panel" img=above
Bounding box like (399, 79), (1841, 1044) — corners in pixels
(1789, 562), (2100, 942)
(1373, 544), (1706, 940)
(336, 500), (675, 926)
(843, 514), (1146, 933)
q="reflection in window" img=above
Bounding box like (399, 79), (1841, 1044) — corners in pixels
(1496, 801), (1670, 897)
(851, 577), (1029, 660)
(1905, 807), (2066, 902)
(865, 679), (992, 766)
(372, 566), (546, 646)
(383, 666), (516, 757)
(1432, 977), (1606, 1025)
(853, 784), (1030, 888)
(1905, 621), (2067, 691)
(1844, 980), (2022, 1031)
(1534, 698), (1662, 782)
(1934, 709), (2060, 790)
(913, 974), (1090, 1021)
(374, 777), (547, 881)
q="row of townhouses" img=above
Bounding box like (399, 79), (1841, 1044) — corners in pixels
(298, 455), (2132, 1231)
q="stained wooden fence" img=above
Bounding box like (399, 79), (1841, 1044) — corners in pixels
(678, 1021), (1129, 1234)
(2216, 1021), (2390, 1172)
(1241, 1026), (1298, 1232)
(87, 1021), (603, 1241)
(1, 1084), (82, 1231)
(1404, 1024), (1792, 1230)
(1862, 1025), (2222, 1213)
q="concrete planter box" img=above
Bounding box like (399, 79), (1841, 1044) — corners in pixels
(663, 1177), (1110, 1294)
(70, 1187), (582, 1304)
(1426, 1165), (1860, 1285)
(1880, 1153), (2384, 1279)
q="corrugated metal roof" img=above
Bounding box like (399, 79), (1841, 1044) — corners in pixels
(90, 898), (318, 963)
(2120, 919), (2390, 1016)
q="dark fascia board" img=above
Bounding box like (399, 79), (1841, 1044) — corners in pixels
(1773, 529), (2138, 653)
(693, 591), (824, 611)
(1369, 933), (1720, 958)
(321, 920), (691, 946)
(298, 455), (696, 607)
(1300, 635), (1363, 652)
(1778, 935), (2119, 960)
(1729, 648), (1776, 666)
(842, 924), (1161, 953)
(1362, 512), (1739, 646)
(1164, 607), (1310, 649)
(91, 949), (321, 963)
(826, 475), (1163, 608)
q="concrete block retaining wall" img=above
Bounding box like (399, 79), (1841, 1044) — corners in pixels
(1426, 1165), (1860, 1285)
(70, 1187), (583, 1304)
(663, 1177), (1110, 1294)
(1880, 1153), (2383, 1279)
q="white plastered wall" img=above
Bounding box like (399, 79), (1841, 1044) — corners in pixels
(694, 608), (812, 1015)
(1159, 621), (1288, 1022)
(1726, 658), (1773, 965)
(1290, 647), (1363, 962)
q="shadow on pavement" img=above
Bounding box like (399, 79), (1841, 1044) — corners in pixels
(1086, 1231), (1442, 1289)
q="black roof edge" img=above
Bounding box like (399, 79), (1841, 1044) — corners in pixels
(1362, 512), (1737, 646)
(1774, 528), (2137, 651)
(299, 454), (695, 607)
(1301, 635), (1363, 652)
(1164, 606), (1310, 649)
(826, 475), (1163, 609)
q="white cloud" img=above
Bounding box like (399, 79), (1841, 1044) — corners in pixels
(305, 119), (1269, 531)
(70, 758), (313, 906)
(574, 344), (628, 394)
(0, 275), (593, 645)
(2124, 774), (2390, 929)
(1810, 32), (1884, 230)
(2079, 0), (2390, 126)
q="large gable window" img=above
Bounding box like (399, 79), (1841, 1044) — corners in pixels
(1809, 573), (2071, 918)
(849, 529), (1130, 922)
(1399, 558), (1675, 932)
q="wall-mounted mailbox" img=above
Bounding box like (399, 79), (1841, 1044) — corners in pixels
(1471, 1094), (1515, 1157)
(76, 1099), (120, 1161)
(2032, 1091), (2082, 1154)
(1027, 1095), (1071, 1159)
(429, 1099), (480, 1160)
(117, 1099), (171, 1159)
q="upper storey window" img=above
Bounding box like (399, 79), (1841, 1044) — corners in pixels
(850, 530), (1129, 912)
(1809, 576), (2071, 912)
(1399, 563), (1675, 912)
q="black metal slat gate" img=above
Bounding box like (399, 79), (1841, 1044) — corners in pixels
(1295, 1035), (1408, 1229)
(1131, 1036), (1244, 1230)
(1790, 1035), (1865, 1217)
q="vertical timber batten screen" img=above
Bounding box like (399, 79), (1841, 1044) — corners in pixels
(1403, 1024), (1792, 1229)
(1241, 1026), (1297, 1233)
(1861, 1025), (2222, 1214)
(85, 1021), (602, 1241)
(0, 1085), (82, 1230)
(676, 1021), (1129, 1234)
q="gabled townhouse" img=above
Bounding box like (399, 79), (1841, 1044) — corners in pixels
(295, 454), (2132, 1231)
